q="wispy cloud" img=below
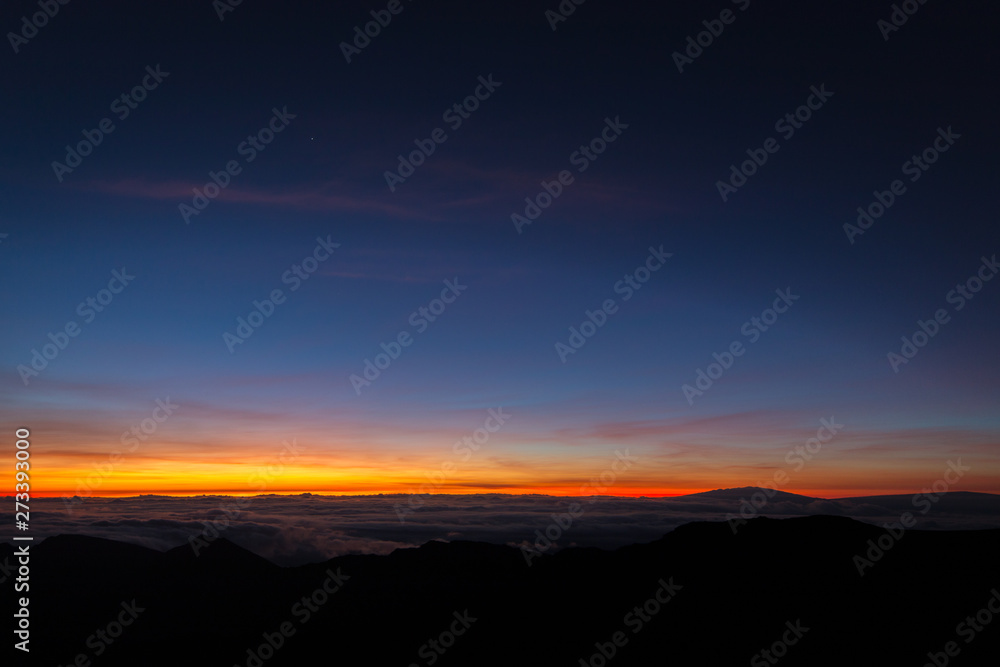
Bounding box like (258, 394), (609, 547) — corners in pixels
(80, 178), (426, 219)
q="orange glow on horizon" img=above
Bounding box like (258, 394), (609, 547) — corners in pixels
(21, 433), (1000, 501)
(22, 485), (969, 500)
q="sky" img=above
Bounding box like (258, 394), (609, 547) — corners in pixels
(1, 0), (998, 499)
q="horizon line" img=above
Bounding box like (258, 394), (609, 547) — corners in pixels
(13, 488), (1000, 501)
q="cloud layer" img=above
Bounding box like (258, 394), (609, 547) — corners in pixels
(7, 490), (999, 566)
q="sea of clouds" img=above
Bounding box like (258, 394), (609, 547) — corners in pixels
(6, 490), (999, 566)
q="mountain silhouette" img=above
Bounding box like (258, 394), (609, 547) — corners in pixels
(685, 486), (822, 502)
(5, 515), (999, 665)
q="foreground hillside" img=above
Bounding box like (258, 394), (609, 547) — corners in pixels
(4, 515), (999, 666)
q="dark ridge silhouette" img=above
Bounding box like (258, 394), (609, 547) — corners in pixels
(0, 542), (13, 581)
(5, 515), (999, 666)
(165, 536), (281, 573)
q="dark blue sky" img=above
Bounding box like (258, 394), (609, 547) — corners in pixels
(1, 0), (998, 496)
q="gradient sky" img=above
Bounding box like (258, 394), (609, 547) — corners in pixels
(1, 0), (998, 498)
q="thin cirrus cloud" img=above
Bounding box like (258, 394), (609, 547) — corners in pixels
(75, 153), (676, 223)
(78, 178), (425, 219)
